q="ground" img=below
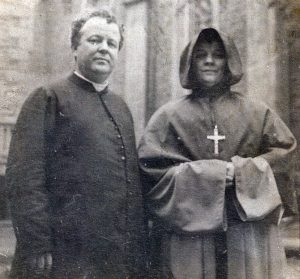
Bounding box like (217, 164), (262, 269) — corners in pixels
(0, 221), (14, 279)
(0, 219), (299, 278)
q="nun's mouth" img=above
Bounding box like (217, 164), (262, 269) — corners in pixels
(202, 70), (218, 75)
(202, 69), (218, 73)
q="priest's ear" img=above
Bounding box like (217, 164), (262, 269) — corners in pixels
(72, 48), (78, 62)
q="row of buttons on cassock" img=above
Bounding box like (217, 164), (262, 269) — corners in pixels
(111, 118), (130, 183)
(117, 132), (131, 183)
(101, 99), (131, 185)
(114, 121), (126, 160)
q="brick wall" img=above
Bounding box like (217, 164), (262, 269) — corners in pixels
(0, 0), (37, 219)
(0, 0), (37, 116)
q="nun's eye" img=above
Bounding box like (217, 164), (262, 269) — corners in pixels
(195, 51), (207, 59)
(213, 51), (225, 59)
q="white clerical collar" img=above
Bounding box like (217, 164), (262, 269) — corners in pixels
(74, 71), (108, 92)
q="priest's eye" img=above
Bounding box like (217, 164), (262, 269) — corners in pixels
(108, 40), (118, 49)
(88, 38), (100, 45)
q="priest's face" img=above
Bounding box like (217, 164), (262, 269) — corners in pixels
(73, 17), (121, 83)
(192, 38), (226, 88)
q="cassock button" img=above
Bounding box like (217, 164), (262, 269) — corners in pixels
(121, 145), (125, 149)
(121, 156), (126, 161)
(117, 134), (122, 139)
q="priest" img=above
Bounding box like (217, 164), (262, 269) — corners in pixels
(6, 9), (146, 279)
(138, 28), (297, 279)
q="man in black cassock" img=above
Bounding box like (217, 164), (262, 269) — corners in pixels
(6, 9), (146, 279)
(138, 28), (297, 279)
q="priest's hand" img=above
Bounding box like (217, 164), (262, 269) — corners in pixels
(226, 162), (235, 188)
(27, 252), (52, 275)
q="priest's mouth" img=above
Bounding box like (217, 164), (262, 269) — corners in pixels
(94, 57), (110, 63)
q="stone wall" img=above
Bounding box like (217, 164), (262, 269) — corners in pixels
(0, 0), (299, 201)
(0, 0), (37, 115)
(0, 1), (299, 275)
(0, 0), (38, 177)
(286, 1), (300, 205)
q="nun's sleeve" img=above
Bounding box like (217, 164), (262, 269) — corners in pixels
(139, 110), (228, 234)
(231, 107), (297, 222)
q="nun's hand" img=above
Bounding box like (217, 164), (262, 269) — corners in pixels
(226, 162), (235, 188)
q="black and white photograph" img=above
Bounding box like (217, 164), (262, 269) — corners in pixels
(0, 0), (299, 278)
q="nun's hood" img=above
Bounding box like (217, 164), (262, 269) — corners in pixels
(180, 28), (243, 89)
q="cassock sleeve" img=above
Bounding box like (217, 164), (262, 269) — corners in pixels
(231, 107), (297, 221)
(139, 110), (228, 234)
(6, 87), (56, 256)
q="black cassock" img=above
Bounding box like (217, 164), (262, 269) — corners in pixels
(138, 28), (297, 279)
(6, 73), (146, 278)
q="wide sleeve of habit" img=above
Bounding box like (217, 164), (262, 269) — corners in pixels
(138, 103), (297, 234)
(232, 105), (297, 221)
(6, 87), (56, 256)
(139, 108), (228, 234)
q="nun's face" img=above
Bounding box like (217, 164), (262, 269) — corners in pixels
(192, 39), (226, 88)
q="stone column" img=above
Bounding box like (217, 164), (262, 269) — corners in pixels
(121, 0), (149, 141)
(146, 0), (177, 120)
(273, 5), (291, 123)
(29, 0), (74, 88)
(219, 0), (247, 94)
(245, 1), (291, 122)
(146, 0), (216, 120)
(245, 1), (274, 103)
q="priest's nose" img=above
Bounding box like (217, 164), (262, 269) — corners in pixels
(97, 41), (109, 53)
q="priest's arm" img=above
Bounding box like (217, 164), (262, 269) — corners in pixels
(6, 88), (56, 261)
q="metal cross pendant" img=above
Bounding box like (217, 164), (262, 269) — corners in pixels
(207, 125), (225, 155)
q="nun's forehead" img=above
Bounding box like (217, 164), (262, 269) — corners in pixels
(193, 30), (225, 52)
(191, 38), (226, 63)
(193, 39), (225, 52)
